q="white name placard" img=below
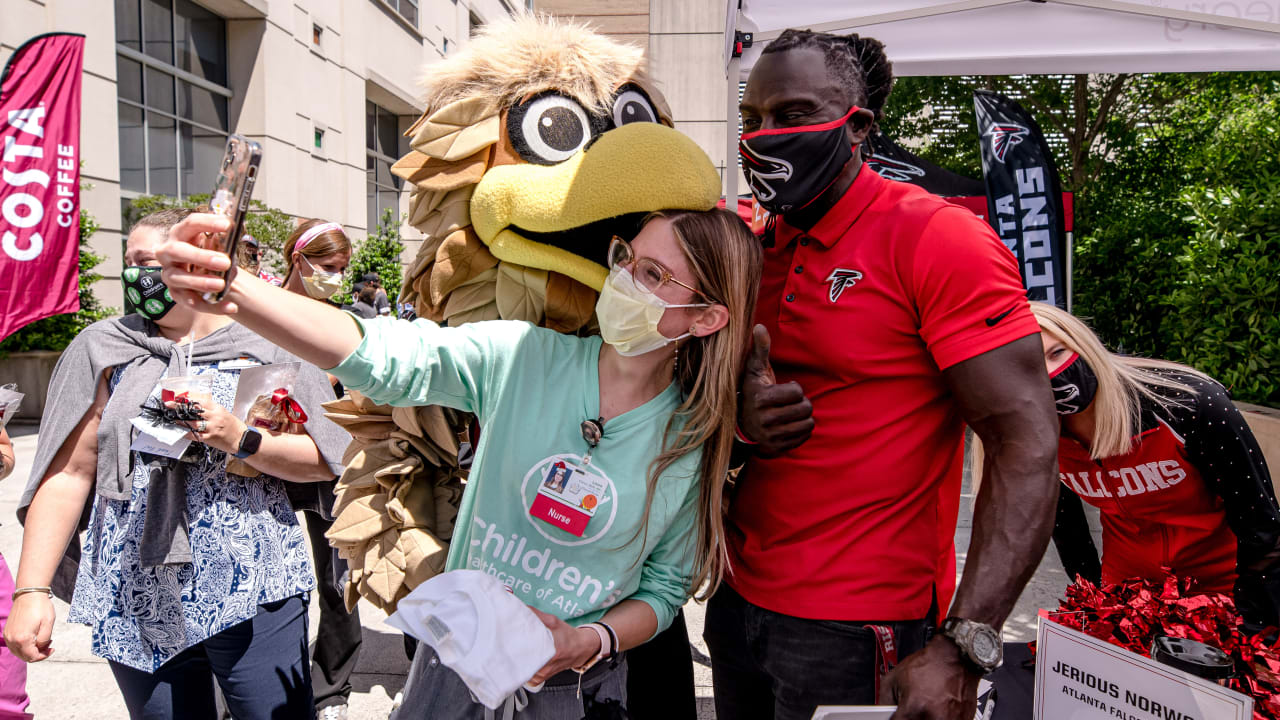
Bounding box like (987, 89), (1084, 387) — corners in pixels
(1034, 616), (1252, 720)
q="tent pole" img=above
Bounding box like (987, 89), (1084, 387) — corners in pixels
(725, 55), (741, 204)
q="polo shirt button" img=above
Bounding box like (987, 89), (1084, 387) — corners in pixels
(785, 293), (795, 302)
(794, 265), (803, 274)
(800, 238), (810, 246)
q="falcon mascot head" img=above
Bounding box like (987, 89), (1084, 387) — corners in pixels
(324, 14), (722, 611)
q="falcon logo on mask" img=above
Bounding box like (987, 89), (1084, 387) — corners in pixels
(826, 268), (863, 304)
(739, 143), (793, 203)
(986, 123), (1029, 163)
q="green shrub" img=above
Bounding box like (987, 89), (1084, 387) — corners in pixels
(333, 208), (406, 307)
(0, 209), (115, 353)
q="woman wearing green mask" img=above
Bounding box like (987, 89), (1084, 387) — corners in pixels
(283, 220), (351, 301)
(156, 207), (761, 718)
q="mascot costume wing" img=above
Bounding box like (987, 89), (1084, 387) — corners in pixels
(323, 14), (722, 612)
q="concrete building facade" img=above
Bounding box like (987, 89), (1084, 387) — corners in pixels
(2, 0), (522, 312)
(532, 0), (740, 193)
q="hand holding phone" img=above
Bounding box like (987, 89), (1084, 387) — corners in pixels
(203, 135), (262, 303)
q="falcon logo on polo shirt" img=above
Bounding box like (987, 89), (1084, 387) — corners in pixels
(825, 268), (863, 303)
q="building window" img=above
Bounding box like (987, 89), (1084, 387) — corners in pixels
(469, 11), (483, 35)
(366, 101), (403, 231)
(313, 24), (323, 45)
(115, 0), (230, 198)
(384, 0), (418, 27)
(314, 128), (325, 149)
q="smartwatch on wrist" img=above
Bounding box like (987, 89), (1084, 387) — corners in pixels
(573, 622), (617, 673)
(234, 427), (262, 459)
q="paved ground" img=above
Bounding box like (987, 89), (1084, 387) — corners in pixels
(1, 423), (1098, 718)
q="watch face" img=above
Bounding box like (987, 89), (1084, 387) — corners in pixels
(971, 627), (1000, 665)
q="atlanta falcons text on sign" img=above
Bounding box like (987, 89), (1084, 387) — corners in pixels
(986, 123), (1029, 164)
(826, 269), (863, 303)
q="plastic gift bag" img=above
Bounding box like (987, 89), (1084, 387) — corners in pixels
(0, 385), (24, 432)
(226, 363), (308, 477)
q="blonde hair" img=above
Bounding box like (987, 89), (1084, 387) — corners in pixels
(633, 208), (762, 601)
(284, 219), (351, 280)
(971, 303), (1213, 485)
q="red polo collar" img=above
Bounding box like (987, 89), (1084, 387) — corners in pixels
(773, 162), (885, 248)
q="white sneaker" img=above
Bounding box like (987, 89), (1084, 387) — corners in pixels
(390, 691), (404, 715)
(319, 705), (349, 720)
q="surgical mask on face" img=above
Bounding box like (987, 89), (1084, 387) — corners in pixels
(299, 255), (343, 300)
(1050, 352), (1098, 415)
(738, 105), (860, 215)
(122, 266), (177, 320)
(596, 267), (708, 357)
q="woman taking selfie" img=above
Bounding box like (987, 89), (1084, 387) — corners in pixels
(6, 208), (349, 719)
(155, 207), (761, 717)
(1028, 302), (1280, 631)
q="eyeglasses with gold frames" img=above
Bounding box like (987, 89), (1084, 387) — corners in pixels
(607, 236), (717, 304)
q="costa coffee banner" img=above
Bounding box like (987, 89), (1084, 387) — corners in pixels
(974, 89), (1068, 308)
(0, 33), (86, 342)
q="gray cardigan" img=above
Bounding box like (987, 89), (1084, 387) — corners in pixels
(18, 315), (351, 600)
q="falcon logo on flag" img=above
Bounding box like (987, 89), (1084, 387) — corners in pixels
(826, 268), (863, 304)
(986, 123), (1029, 163)
(866, 154), (925, 183)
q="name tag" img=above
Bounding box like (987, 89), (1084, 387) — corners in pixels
(528, 462), (608, 537)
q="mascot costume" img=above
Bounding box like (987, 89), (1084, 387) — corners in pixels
(322, 15), (721, 617)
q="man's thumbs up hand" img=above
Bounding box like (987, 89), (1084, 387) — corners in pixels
(739, 324), (814, 458)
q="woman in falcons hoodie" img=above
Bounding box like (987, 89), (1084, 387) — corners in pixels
(1030, 302), (1280, 631)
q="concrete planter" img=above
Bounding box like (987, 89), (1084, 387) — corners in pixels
(0, 350), (62, 423)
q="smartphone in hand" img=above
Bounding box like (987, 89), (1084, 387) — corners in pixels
(203, 134), (262, 303)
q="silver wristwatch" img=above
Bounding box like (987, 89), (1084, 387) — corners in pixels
(940, 617), (1002, 673)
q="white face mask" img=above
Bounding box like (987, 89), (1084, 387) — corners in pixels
(299, 255), (343, 300)
(596, 267), (708, 357)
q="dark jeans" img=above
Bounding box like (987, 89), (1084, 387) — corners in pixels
(305, 511), (363, 709)
(109, 595), (312, 720)
(703, 585), (930, 720)
(626, 608), (696, 720)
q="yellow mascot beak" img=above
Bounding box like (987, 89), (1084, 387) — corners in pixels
(470, 123), (722, 291)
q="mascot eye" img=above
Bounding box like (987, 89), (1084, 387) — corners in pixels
(509, 93), (601, 165)
(611, 86), (657, 127)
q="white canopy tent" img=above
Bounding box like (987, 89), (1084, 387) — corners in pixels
(722, 0), (1280, 200)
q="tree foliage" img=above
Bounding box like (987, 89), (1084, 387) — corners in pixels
(882, 72), (1280, 405)
(334, 208), (406, 307)
(0, 208), (115, 353)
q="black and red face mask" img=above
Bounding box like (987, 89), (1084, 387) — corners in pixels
(1050, 352), (1099, 415)
(738, 106), (860, 215)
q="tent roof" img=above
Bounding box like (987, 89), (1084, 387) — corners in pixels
(726, 0), (1280, 77)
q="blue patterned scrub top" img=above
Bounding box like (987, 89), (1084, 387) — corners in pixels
(67, 361), (314, 672)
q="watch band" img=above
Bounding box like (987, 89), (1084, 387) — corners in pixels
(234, 427), (262, 459)
(573, 622), (612, 673)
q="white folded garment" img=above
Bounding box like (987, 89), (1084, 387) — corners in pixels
(387, 570), (557, 709)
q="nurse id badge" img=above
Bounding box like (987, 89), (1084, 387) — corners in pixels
(529, 461), (607, 537)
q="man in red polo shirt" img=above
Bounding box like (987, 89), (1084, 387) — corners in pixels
(704, 30), (1060, 720)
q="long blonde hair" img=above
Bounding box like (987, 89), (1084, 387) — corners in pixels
(968, 303), (1213, 490)
(1029, 302), (1212, 459)
(635, 208), (761, 601)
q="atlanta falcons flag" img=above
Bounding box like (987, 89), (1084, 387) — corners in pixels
(0, 33), (86, 342)
(974, 89), (1068, 308)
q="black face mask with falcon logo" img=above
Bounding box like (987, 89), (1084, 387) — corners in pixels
(1050, 352), (1098, 415)
(739, 106), (859, 215)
